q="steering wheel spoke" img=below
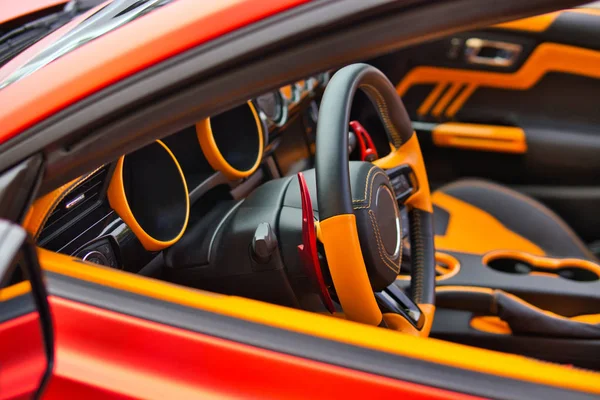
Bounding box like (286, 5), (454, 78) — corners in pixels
(385, 164), (417, 203)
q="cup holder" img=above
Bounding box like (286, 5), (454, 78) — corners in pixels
(483, 251), (600, 282)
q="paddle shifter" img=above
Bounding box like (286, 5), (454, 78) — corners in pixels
(297, 172), (335, 313)
(349, 120), (378, 162)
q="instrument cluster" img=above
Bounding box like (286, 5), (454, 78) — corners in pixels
(33, 72), (331, 273)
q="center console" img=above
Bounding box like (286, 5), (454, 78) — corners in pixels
(396, 249), (600, 369)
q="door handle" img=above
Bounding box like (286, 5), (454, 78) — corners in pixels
(464, 38), (522, 67)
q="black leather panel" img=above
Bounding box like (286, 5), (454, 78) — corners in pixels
(432, 205), (450, 236)
(435, 289), (493, 314)
(316, 63), (414, 220)
(350, 162), (401, 291)
(544, 11), (600, 51)
(409, 209), (436, 305)
(283, 164), (401, 291)
(438, 179), (595, 260)
(437, 288), (600, 339)
(495, 291), (600, 339)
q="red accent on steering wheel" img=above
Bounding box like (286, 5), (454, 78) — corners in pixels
(350, 120), (378, 162)
(297, 172), (335, 313)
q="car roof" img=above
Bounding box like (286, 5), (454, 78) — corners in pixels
(0, 0), (308, 145)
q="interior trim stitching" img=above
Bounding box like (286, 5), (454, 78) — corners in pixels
(410, 210), (424, 303)
(359, 84), (402, 148)
(352, 172), (389, 209)
(367, 209), (400, 274)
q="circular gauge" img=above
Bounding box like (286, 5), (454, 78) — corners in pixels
(197, 101), (264, 180)
(256, 91), (284, 124)
(108, 140), (190, 252)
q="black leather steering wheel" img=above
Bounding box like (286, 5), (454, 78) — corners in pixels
(315, 63), (436, 336)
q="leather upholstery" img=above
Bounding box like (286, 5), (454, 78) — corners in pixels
(349, 162), (401, 291)
(315, 63), (414, 220)
(408, 209), (436, 305)
(437, 288), (600, 339)
(434, 178), (595, 260)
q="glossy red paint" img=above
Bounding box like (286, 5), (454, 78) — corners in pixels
(44, 295), (480, 399)
(297, 172), (335, 313)
(0, 0), (67, 25)
(0, 312), (46, 400)
(350, 120), (379, 161)
(0, 0), (311, 146)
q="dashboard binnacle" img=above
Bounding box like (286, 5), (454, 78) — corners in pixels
(31, 73), (330, 275)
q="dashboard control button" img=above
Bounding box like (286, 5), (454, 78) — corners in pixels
(386, 164), (417, 202)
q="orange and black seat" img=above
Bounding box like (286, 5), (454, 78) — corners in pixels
(431, 179), (596, 260)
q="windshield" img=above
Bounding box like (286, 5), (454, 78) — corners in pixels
(0, 0), (172, 90)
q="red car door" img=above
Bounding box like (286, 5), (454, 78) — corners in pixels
(36, 248), (476, 399)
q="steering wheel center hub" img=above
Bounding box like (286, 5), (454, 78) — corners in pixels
(375, 184), (400, 257)
(347, 162), (401, 291)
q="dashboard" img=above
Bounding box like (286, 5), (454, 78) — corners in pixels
(32, 73), (331, 275)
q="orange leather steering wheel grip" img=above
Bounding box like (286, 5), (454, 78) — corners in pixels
(319, 214), (383, 325)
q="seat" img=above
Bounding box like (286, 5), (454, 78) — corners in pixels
(431, 179), (596, 260)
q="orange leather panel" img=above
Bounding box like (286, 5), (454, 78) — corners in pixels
(23, 167), (103, 239)
(572, 314), (600, 324)
(23, 177), (81, 239)
(319, 214), (382, 326)
(470, 316), (511, 334)
(417, 82), (447, 116)
(471, 313), (600, 334)
(493, 12), (560, 32)
(432, 192), (544, 255)
(374, 134), (433, 213)
(431, 83), (461, 117)
(0, 281), (31, 302)
(432, 123), (527, 154)
(383, 305), (435, 338)
(493, 9), (600, 32)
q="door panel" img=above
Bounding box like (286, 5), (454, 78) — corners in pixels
(365, 7), (600, 243)
(43, 295), (478, 400)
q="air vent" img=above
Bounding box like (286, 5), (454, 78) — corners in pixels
(38, 167), (110, 243)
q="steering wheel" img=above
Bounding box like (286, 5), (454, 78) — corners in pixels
(315, 64), (436, 336)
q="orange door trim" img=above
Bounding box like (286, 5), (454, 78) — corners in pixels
(398, 43), (600, 119)
(432, 123), (527, 154)
(493, 9), (600, 32)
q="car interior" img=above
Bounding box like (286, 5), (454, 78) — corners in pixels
(17, 3), (600, 375)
